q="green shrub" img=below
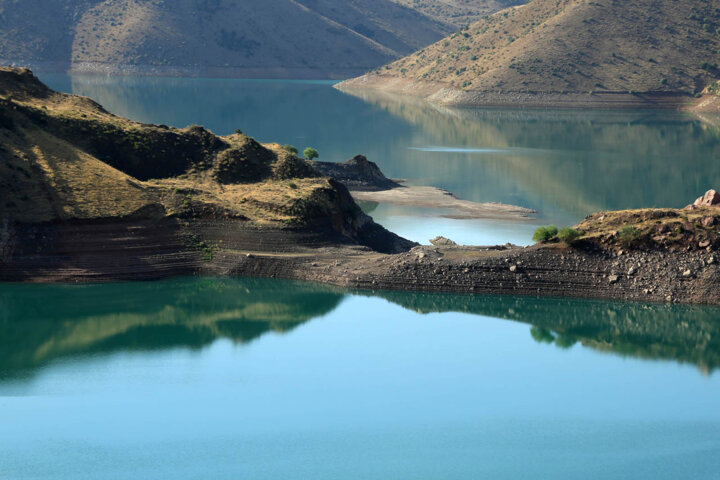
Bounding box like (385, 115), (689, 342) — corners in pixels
(618, 224), (641, 247)
(303, 147), (319, 160)
(530, 326), (555, 344)
(283, 144), (298, 155)
(532, 225), (559, 243)
(558, 227), (583, 244)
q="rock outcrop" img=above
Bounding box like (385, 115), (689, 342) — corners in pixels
(693, 189), (720, 207)
(311, 155), (400, 191)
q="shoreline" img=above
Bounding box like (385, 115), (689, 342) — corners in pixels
(0, 60), (366, 81)
(350, 186), (535, 220)
(336, 74), (705, 111)
(7, 61), (719, 112)
(2, 219), (718, 306)
(310, 155), (536, 221)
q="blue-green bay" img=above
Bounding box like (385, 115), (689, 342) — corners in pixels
(1, 278), (720, 479)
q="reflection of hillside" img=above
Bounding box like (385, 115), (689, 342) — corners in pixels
(3, 279), (720, 379)
(372, 290), (720, 374)
(341, 89), (720, 219)
(61, 75), (412, 148)
(0, 278), (345, 379)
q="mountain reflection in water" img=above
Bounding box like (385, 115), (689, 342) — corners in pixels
(1, 278), (719, 379)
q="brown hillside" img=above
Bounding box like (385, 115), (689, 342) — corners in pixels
(0, 0), (517, 78)
(390, 0), (525, 25)
(0, 67), (361, 231)
(341, 0), (720, 101)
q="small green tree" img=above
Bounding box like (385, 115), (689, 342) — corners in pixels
(532, 225), (558, 243)
(283, 144), (298, 155)
(303, 147), (319, 160)
(618, 224), (641, 247)
(558, 227), (583, 244)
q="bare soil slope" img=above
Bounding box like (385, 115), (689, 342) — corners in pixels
(340, 0), (720, 106)
(0, 0), (519, 78)
(390, 0), (525, 25)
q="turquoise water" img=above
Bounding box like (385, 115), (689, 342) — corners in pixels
(8, 75), (720, 478)
(38, 74), (720, 245)
(1, 278), (720, 479)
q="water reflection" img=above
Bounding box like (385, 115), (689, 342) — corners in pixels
(372, 290), (720, 375)
(1, 278), (719, 379)
(0, 278), (344, 380)
(341, 89), (720, 221)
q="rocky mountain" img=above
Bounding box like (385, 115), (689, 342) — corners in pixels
(0, 0), (518, 78)
(339, 0), (720, 107)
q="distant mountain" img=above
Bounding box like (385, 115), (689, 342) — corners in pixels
(390, 0), (525, 25)
(339, 0), (720, 107)
(0, 0), (518, 79)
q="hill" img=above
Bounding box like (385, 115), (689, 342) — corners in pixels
(0, 0), (520, 79)
(389, 0), (525, 25)
(339, 0), (720, 107)
(0, 66), (414, 256)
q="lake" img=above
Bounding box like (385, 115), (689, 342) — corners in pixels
(2, 74), (719, 479)
(1, 278), (720, 479)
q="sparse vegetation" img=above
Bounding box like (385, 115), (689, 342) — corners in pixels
(557, 227), (583, 244)
(303, 147), (319, 160)
(0, 67), (361, 228)
(0, 0), (478, 77)
(283, 144), (299, 155)
(618, 224), (641, 247)
(354, 0), (720, 99)
(533, 225), (558, 243)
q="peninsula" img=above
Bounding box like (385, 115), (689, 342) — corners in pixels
(2, 67), (719, 306)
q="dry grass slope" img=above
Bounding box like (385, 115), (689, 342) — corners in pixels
(390, 0), (526, 25)
(362, 0), (720, 95)
(0, 67), (357, 227)
(0, 0), (524, 77)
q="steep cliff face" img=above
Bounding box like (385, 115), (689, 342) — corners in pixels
(0, 67), (414, 254)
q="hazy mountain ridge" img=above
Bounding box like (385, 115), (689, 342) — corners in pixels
(340, 0), (720, 104)
(0, 0), (517, 78)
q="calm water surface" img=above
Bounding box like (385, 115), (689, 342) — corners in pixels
(1, 278), (720, 479)
(7, 75), (719, 478)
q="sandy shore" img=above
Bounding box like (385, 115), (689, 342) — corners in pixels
(351, 185), (535, 220)
(336, 74), (694, 110)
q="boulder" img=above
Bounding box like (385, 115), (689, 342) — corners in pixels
(702, 216), (716, 227)
(693, 189), (720, 207)
(429, 236), (458, 246)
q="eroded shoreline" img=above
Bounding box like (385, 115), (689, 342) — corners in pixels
(2, 219), (718, 306)
(336, 75), (706, 111)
